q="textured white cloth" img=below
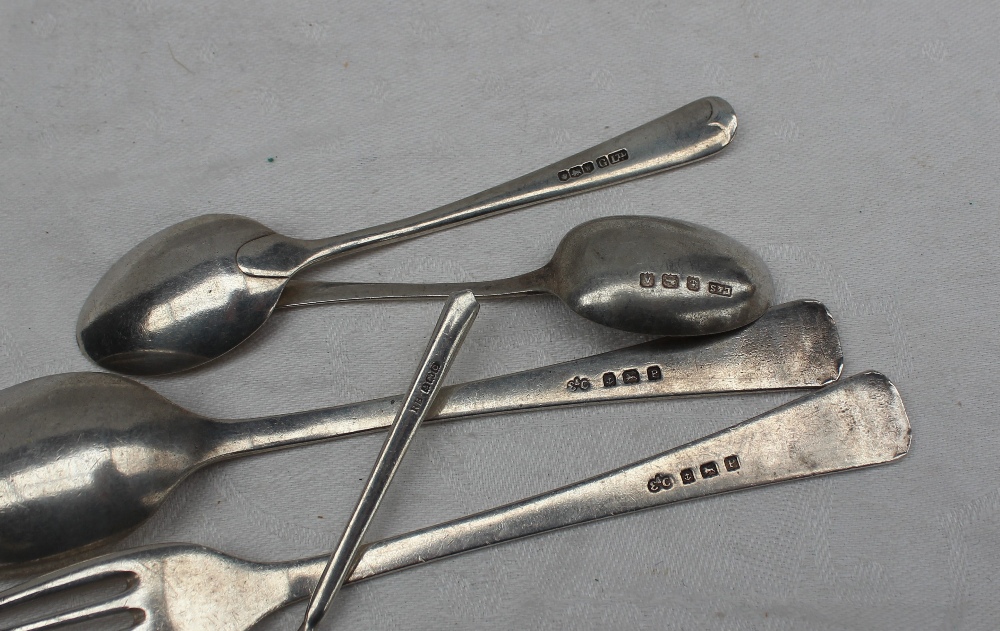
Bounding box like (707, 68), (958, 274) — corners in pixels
(1, 1), (998, 629)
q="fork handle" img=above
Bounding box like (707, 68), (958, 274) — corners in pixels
(284, 372), (909, 597)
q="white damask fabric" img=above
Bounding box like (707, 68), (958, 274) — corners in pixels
(0, 1), (998, 629)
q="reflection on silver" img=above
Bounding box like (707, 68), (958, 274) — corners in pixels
(0, 372), (910, 631)
(0, 300), (839, 570)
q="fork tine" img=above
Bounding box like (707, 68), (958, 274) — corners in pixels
(3, 594), (141, 631)
(0, 558), (136, 610)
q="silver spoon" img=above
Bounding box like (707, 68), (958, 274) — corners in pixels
(76, 97), (737, 376)
(0, 300), (840, 571)
(0, 372), (909, 631)
(303, 291), (478, 631)
(279, 215), (774, 336)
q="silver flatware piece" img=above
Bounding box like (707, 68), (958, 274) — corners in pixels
(302, 291), (478, 630)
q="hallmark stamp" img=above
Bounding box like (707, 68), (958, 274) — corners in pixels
(622, 369), (641, 384)
(566, 376), (591, 391)
(647, 473), (674, 493)
(602, 372), (617, 387)
(559, 148), (628, 181)
(662, 273), (680, 288)
(724, 454), (741, 471)
(708, 282), (733, 297)
(409, 362), (441, 412)
(686, 276), (701, 292)
(639, 272), (656, 288)
(680, 468), (696, 484)
(700, 461), (719, 479)
(646, 365), (662, 381)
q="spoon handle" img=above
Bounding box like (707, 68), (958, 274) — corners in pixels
(204, 300), (841, 462)
(283, 372), (909, 595)
(236, 96), (737, 278)
(276, 268), (549, 308)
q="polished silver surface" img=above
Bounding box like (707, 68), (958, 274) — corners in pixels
(77, 96), (737, 375)
(302, 292), (478, 631)
(0, 300), (840, 570)
(280, 215), (774, 336)
(0, 372), (910, 631)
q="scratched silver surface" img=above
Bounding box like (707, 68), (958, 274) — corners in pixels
(0, 1), (997, 629)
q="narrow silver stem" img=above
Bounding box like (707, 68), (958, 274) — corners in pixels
(276, 268), (549, 309)
(300, 292), (479, 631)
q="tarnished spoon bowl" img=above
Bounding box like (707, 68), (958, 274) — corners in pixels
(77, 215), (285, 375)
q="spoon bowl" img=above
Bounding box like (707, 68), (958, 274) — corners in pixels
(544, 215), (771, 334)
(0, 372), (210, 565)
(77, 215), (286, 375)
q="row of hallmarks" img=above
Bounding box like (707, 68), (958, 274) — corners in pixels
(557, 148), (629, 182)
(640, 273), (733, 297)
(647, 454), (741, 493)
(566, 364), (662, 392)
(408, 361), (441, 413)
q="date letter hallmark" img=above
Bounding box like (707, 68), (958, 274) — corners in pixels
(647, 454), (741, 493)
(558, 148), (629, 181)
(409, 361), (442, 413)
(708, 282), (732, 297)
(566, 376), (591, 392)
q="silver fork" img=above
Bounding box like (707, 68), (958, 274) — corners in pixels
(0, 372), (910, 631)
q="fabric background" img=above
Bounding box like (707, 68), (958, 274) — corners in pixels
(1, 2), (998, 629)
